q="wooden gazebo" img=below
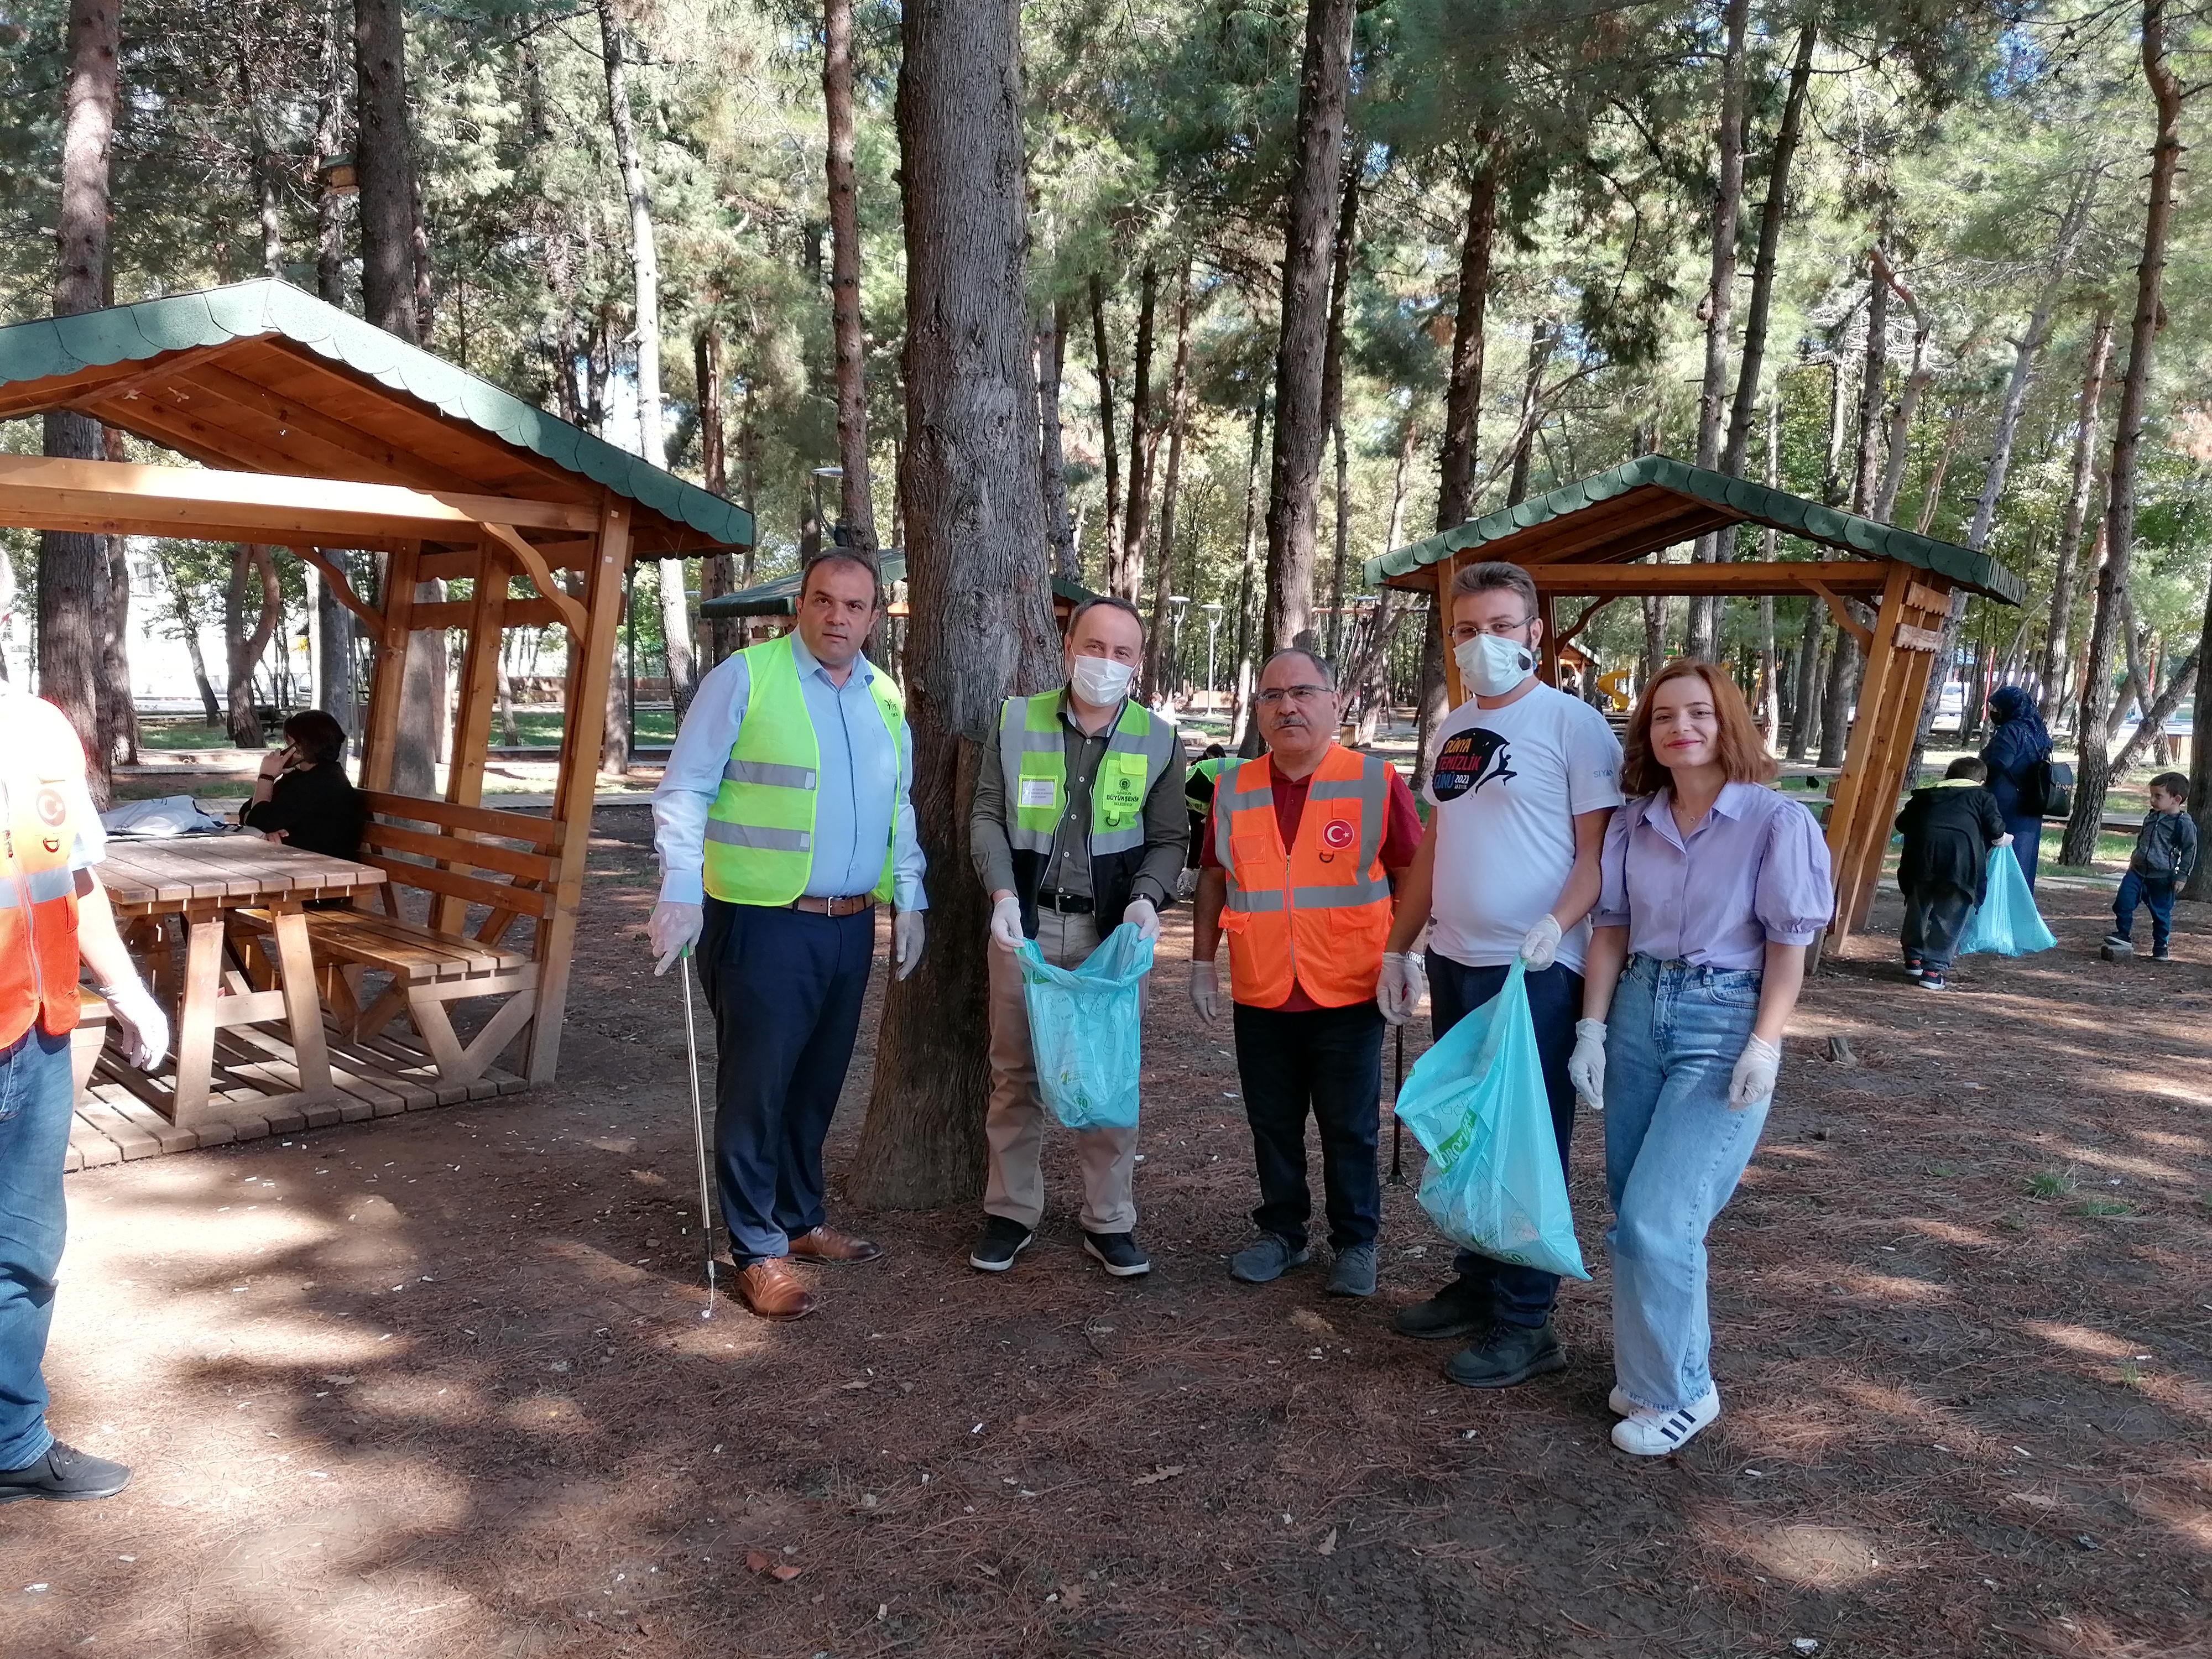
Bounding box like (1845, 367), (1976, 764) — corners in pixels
(1365, 455), (2025, 945)
(0, 279), (752, 1125)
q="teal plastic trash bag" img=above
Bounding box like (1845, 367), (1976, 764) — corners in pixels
(1956, 845), (2057, 957)
(1018, 923), (1155, 1131)
(1393, 959), (1589, 1281)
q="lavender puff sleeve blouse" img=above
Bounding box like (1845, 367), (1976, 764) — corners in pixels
(1590, 782), (1834, 971)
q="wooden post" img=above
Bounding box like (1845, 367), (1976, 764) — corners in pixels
(526, 496), (629, 1083)
(356, 541), (420, 795)
(1436, 555), (1464, 708)
(1537, 591), (1560, 685)
(432, 544), (512, 934)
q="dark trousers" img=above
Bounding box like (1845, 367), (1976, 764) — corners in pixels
(1901, 882), (1975, 972)
(1424, 952), (1583, 1328)
(697, 899), (875, 1265)
(1232, 1000), (1385, 1253)
(2115, 871), (2177, 952)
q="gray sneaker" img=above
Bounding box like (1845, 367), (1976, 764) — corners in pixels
(1229, 1233), (1311, 1283)
(1327, 1243), (1378, 1297)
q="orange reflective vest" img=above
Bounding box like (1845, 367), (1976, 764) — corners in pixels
(1, 694), (88, 1047)
(1214, 744), (1395, 1010)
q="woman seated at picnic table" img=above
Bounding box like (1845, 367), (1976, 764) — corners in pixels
(238, 711), (368, 867)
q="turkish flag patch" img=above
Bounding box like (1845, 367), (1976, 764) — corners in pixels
(1321, 817), (1356, 851)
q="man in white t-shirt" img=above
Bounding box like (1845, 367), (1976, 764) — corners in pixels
(1379, 560), (1624, 1390)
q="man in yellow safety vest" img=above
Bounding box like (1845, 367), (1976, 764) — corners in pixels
(648, 551), (927, 1322)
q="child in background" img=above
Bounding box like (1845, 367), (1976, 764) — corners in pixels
(1895, 757), (2011, 992)
(2105, 771), (2197, 962)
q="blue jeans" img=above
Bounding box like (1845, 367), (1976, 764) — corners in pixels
(1232, 1000), (1384, 1253)
(697, 900), (876, 1265)
(0, 1026), (74, 1470)
(1603, 956), (1770, 1413)
(2114, 871), (2176, 952)
(1425, 953), (1582, 1328)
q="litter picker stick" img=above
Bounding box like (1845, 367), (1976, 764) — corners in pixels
(678, 947), (718, 1318)
(1385, 1023), (1407, 1187)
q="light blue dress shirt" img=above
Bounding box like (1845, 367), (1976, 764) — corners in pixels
(652, 636), (926, 910)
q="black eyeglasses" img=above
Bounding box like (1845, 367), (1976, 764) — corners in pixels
(1254, 685), (1333, 707)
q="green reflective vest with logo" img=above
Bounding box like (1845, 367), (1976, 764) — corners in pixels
(998, 691), (1178, 936)
(1185, 754), (1230, 816)
(702, 634), (904, 906)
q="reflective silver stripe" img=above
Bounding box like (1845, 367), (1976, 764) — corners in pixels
(704, 820), (811, 853)
(1354, 757), (1391, 874)
(722, 758), (817, 790)
(0, 865), (75, 907)
(1305, 779), (1368, 801)
(1288, 877), (1393, 909)
(1225, 889), (1285, 912)
(1218, 784), (1275, 812)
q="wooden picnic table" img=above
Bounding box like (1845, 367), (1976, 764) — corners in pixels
(97, 834), (384, 1126)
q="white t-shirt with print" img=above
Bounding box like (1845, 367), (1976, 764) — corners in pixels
(1422, 680), (1625, 972)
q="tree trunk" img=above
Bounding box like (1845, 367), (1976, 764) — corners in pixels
(598, 0), (697, 719)
(1756, 399), (1782, 739)
(1144, 262), (1194, 701)
(238, 48), (283, 277)
(1412, 613), (1444, 790)
(1786, 607), (1823, 759)
(1261, 0), (1357, 661)
(224, 544), (281, 748)
(354, 0), (420, 342)
(824, 0), (877, 551)
(1684, 0), (1749, 661)
(2039, 306), (2115, 719)
(1039, 298), (1078, 580)
(852, 0), (1060, 1209)
(1117, 263), (1160, 605)
(1234, 393), (1267, 753)
(1089, 274), (1120, 581)
(1850, 247), (1890, 516)
(1505, 321), (1556, 507)
(1721, 17), (1815, 479)
(2184, 566), (2212, 901)
(315, 0), (350, 305)
(1320, 151), (1364, 659)
(695, 321), (743, 667)
(1435, 154), (1496, 532)
(38, 0), (120, 804)
(2064, 2), (2183, 867)
(103, 530), (137, 765)
(1870, 248), (1932, 525)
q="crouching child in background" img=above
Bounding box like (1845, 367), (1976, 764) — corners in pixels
(2105, 771), (2197, 963)
(1894, 757), (2010, 993)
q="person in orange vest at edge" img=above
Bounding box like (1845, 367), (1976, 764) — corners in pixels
(1188, 647), (1425, 1298)
(1, 685), (171, 1504)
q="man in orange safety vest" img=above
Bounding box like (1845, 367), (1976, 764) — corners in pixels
(0, 686), (169, 1505)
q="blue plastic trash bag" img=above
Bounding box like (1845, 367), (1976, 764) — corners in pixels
(1955, 845), (2057, 957)
(1018, 923), (1156, 1131)
(1393, 960), (1589, 1280)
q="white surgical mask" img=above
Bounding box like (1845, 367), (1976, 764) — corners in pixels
(1455, 632), (1537, 698)
(1070, 654), (1136, 707)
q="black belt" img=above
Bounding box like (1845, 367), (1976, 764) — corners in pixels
(1037, 890), (1093, 916)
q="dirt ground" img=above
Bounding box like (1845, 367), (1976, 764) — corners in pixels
(4, 808), (2208, 1659)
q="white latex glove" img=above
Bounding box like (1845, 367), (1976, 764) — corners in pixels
(893, 910), (926, 981)
(988, 894), (1025, 953)
(1519, 913), (1563, 972)
(100, 977), (170, 1072)
(649, 900), (703, 976)
(1728, 1034), (1781, 1110)
(1123, 897), (1161, 942)
(1997, 833), (2015, 846)
(1568, 1017), (1608, 1110)
(1378, 951), (1425, 1026)
(1189, 958), (1222, 1024)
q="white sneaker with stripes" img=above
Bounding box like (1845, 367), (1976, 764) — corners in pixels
(1610, 1387), (1720, 1455)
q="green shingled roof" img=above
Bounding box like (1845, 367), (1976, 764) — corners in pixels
(1364, 453), (2022, 605)
(0, 278), (753, 549)
(699, 551), (1098, 617)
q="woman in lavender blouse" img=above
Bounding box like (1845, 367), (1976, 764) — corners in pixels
(1569, 660), (1832, 1456)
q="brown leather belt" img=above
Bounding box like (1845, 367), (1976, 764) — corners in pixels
(789, 894), (876, 917)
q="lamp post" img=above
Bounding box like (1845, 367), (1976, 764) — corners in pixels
(808, 465), (843, 555)
(1201, 600), (1223, 714)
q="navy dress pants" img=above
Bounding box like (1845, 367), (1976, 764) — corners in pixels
(697, 899), (875, 1265)
(1423, 953), (1583, 1328)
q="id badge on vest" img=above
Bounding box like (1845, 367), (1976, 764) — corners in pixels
(1018, 777), (1057, 811)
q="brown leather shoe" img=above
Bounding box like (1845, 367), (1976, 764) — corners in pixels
(786, 1224), (883, 1265)
(733, 1259), (818, 1321)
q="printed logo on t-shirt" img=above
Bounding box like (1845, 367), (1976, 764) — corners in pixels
(1321, 816), (1356, 850)
(1431, 728), (1515, 802)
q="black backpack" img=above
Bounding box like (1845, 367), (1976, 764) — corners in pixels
(2022, 757), (2073, 820)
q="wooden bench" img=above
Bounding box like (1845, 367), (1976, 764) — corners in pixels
(234, 793), (561, 1086)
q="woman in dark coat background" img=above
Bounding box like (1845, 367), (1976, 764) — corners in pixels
(1979, 686), (2051, 890)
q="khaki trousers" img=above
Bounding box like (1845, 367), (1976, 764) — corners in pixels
(984, 907), (1142, 1234)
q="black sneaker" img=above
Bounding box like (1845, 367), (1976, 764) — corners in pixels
(1082, 1231), (1150, 1277)
(1393, 1275), (1493, 1340)
(2103, 932), (2134, 951)
(0, 1442), (132, 1504)
(1903, 952), (1923, 980)
(1916, 969), (1948, 992)
(1444, 1320), (1568, 1390)
(968, 1215), (1034, 1272)
(2152, 946), (2174, 962)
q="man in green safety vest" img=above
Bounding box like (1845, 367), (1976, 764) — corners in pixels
(648, 550), (927, 1322)
(967, 596), (1189, 1278)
